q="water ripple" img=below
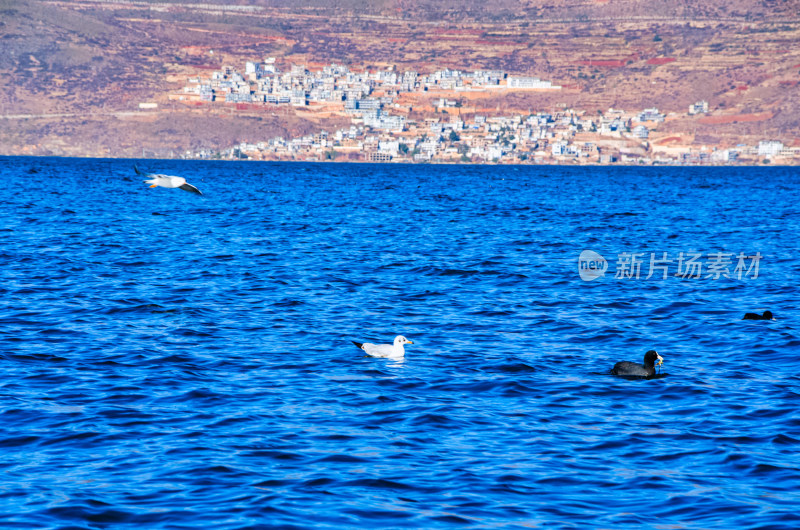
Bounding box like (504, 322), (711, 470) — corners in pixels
(0, 158), (798, 528)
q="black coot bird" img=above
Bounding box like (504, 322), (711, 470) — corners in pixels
(742, 310), (774, 320)
(611, 350), (664, 378)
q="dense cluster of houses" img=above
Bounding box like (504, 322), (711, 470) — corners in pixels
(189, 108), (796, 165)
(181, 58), (559, 107)
(179, 59), (797, 164)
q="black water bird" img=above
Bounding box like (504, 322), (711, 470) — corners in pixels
(742, 310), (774, 320)
(610, 350), (664, 378)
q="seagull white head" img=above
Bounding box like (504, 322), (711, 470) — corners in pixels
(394, 335), (413, 346)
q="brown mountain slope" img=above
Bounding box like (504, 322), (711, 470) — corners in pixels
(1, 0), (798, 157)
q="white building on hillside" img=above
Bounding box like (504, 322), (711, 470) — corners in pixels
(507, 76), (560, 89)
(758, 140), (783, 157)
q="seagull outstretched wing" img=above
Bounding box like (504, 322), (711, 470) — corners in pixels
(179, 182), (203, 195)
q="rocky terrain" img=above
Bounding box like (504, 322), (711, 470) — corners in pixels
(1, 0), (798, 158)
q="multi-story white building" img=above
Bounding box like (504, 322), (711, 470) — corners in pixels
(551, 141), (568, 156)
(637, 108), (665, 122)
(758, 140), (784, 157)
(379, 140), (400, 155)
(507, 76), (560, 89)
(689, 100), (709, 114)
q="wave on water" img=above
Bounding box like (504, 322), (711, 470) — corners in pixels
(0, 158), (799, 528)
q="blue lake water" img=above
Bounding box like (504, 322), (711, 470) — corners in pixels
(1, 156), (799, 529)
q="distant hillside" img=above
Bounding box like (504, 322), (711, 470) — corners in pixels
(162, 0), (800, 21)
(1, 0), (798, 157)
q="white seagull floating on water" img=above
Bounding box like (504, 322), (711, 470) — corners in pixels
(352, 335), (414, 359)
(135, 166), (203, 195)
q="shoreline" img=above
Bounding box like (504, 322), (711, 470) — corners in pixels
(2, 153), (798, 167)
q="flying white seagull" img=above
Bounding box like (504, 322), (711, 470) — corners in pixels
(135, 166), (203, 195)
(352, 335), (414, 359)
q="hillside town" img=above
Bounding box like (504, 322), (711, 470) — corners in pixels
(175, 59), (799, 165)
(179, 57), (560, 106)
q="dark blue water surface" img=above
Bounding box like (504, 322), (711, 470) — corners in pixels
(1, 156), (799, 529)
